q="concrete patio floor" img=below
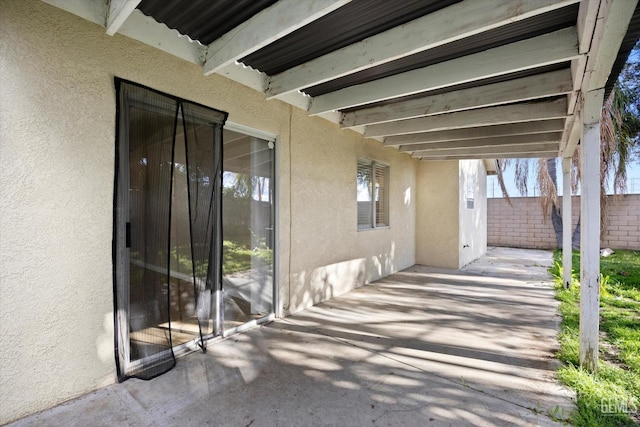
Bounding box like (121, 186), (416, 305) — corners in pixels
(9, 247), (574, 426)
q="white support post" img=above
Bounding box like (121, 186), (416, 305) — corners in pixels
(579, 88), (604, 373)
(562, 156), (573, 289)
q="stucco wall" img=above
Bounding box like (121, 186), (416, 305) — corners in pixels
(285, 103), (417, 313)
(415, 161), (460, 269)
(459, 160), (488, 268)
(0, 0), (417, 423)
(488, 195), (640, 250)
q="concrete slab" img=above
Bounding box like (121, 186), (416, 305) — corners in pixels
(8, 247), (574, 426)
(461, 246), (555, 281)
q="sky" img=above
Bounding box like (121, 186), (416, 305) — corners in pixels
(488, 44), (640, 198)
(487, 158), (640, 198)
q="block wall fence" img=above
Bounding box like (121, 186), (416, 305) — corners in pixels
(487, 194), (640, 250)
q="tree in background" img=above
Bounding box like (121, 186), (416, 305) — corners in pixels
(497, 42), (640, 248)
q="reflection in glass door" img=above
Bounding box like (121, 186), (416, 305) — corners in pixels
(222, 129), (275, 332)
(167, 121), (216, 344)
(115, 79), (227, 380)
(115, 82), (273, 379)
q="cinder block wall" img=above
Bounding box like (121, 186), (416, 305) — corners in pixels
(602, 195), (640, 249)
(488, 195), (640, 250)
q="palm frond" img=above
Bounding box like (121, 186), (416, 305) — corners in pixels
(495, 159), (513, 206)
(537, 158), (559, 223)
(514, 159), (529, 196)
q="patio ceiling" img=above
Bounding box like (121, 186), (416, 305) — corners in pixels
(44, 0), (640, 161)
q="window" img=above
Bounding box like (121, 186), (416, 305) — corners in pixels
(222, 127), (276, 332)
(466, 172), (475, 209)
(357, 158), (389, 229)
(114, 81), (277, 381)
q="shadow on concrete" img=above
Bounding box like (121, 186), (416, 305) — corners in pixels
(10, 248), (574, 426)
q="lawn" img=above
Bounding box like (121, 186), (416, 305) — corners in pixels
(170, 241), (273, 276)
(223, 240), (273, 274)
(550, 249), (640, 426)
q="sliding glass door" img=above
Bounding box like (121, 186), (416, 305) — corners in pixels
(222, 129), (275, 332)
(114, 80), (276, 381)
(114, 80), (226, 380)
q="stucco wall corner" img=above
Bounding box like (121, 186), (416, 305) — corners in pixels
(415, 160), (460, 269)
(459, 160), (488, 268)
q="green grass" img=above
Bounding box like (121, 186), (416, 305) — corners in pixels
(223, 240), (272, 274)
(170, 241), (273, 276)
(550, 249), (640, 426)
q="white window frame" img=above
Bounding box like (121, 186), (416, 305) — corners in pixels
(466, 172), (475, 209)
(357, 158), (390, 230)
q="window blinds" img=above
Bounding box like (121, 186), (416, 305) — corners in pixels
(357, 158), (389, 229)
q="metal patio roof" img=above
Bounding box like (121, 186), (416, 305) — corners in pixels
(45, 0), (640, 161)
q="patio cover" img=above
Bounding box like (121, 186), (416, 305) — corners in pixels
(43, 0), (639, 161)
(43, 0), (640, 372)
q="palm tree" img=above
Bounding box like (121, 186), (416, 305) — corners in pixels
(497, 42), (639, 247)
(496, 84), (638, 248)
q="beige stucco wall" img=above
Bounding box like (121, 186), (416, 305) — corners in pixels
(459, 160), (488, 268)
(414, 160), (488, 269)
(0, 0), (417, 423)
(284, 98), (417, 313)
(415, 161), (460, 269)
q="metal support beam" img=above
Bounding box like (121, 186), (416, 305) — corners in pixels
(562, 156), (573, 289)
(579, 88), (604, 373)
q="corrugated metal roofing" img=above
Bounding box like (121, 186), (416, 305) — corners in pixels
(135, 0), (633, 102)
(131, 0), (638, 162)
(300, 4), (578, 97)
(241, 0), (461, 75)
(137, 0), (277, 45)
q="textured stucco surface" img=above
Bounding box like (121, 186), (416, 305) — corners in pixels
(414, 160), (488, 269)
(0, 0), (418, 422)
(415, 161), (460, 269)
(459, 160), (488, 268)
(287, 106), (417, 313)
